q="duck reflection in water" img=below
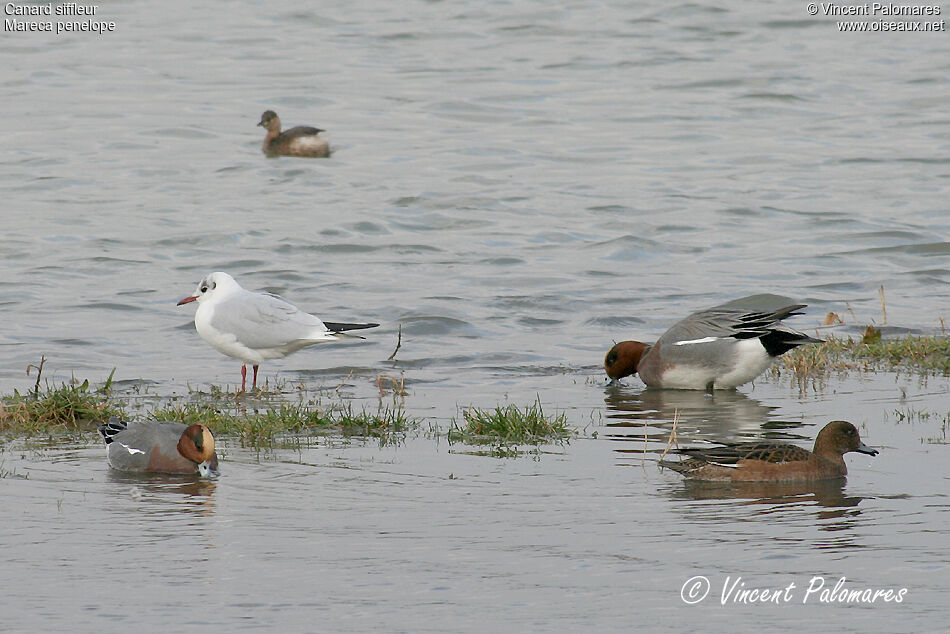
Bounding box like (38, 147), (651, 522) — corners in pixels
(675, 478), (859, 508)
(106, 470), (217, 515)
(669, 478), (873, 537)
(603, 381), (780, 447)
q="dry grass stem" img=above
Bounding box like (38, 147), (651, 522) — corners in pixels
(334, 369), (355, 393)
(879, 285), (887, 325)
(26, 356), (46, 398)
(659, 409), (680, 463)
(846, 302), (858, 323)
(822, 312), (843, 326)
(377, 373), (408, 397)
(387, 324), (403, 361)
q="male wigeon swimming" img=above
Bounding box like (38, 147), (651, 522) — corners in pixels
(177, 272), (379, 391)
(659, 420), (878, 482)
(98, 419), (219, 477)
(604, 294), (822, 390)
(257, 110), (330, 158)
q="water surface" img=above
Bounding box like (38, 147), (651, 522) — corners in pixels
(1, 0), (948, 630)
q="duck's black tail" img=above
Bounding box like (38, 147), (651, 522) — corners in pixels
(98, 418), (128, 444)
(759, 327), (823, 357)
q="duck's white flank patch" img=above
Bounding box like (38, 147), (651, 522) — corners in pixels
(118, 443), (145, 456)
(714, 338), (771, 388)
(673, 336), (722, 346)
(657, 365), (718, 389)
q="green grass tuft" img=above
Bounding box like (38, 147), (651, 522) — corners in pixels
(0, 366), (417, 446)
(448, 399), (573, 449)
(774, 334), (950, 383)
(149, 401), (416, 447)
(0, 379), (124, 434)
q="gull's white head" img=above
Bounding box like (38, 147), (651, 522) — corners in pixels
(176, 272), (240, 306)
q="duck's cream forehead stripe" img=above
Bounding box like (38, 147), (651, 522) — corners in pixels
(673, 336), (721, 346)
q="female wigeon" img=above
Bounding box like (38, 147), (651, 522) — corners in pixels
(604, 294), (822, 390)
(177, 272), (379, 391)
(659, 420), (878, 482)
(98, 419), (219, 477)
(257, 110), (330, 158)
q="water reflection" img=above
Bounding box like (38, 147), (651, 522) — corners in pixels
(604, 382), (779, 431)
(105, 470), (217, 515)
(674, 478), (860, 508)
(603, 383), (791, 460)
(666, 479), (871, 536)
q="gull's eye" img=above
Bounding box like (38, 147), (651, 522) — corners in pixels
(200, 285), (208, 293)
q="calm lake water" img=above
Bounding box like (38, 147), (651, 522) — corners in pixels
(2, 0), (949, 630)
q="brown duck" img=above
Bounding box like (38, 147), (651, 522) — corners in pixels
(659, 421), (878, 482)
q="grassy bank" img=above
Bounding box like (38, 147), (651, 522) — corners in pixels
(0, 375), (417, 445)
(0, 378), (122, 434)
(0, 373), (573, 453)
(773, 333), (950, 381)
(150, 401), (415, 447)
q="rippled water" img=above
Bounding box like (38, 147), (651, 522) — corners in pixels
(2, 0), (949, 630)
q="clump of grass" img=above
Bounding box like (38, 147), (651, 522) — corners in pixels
(0, 374), (124, 434)
(0, 361), (417, 446)
(333, 402), (414, 437)
(859, 335), (950, 370)
(448, 399), (573, 450)
(775, 334), (950, 383)
(150, 401), (417, 447)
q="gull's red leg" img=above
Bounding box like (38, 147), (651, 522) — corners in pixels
(252, 365), (259, 389)
(241, 365), (247, 392)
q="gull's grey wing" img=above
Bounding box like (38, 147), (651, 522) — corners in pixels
(208, 289), (329, 349)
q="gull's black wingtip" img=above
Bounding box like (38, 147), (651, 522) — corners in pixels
(324, 321), (380, 333)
